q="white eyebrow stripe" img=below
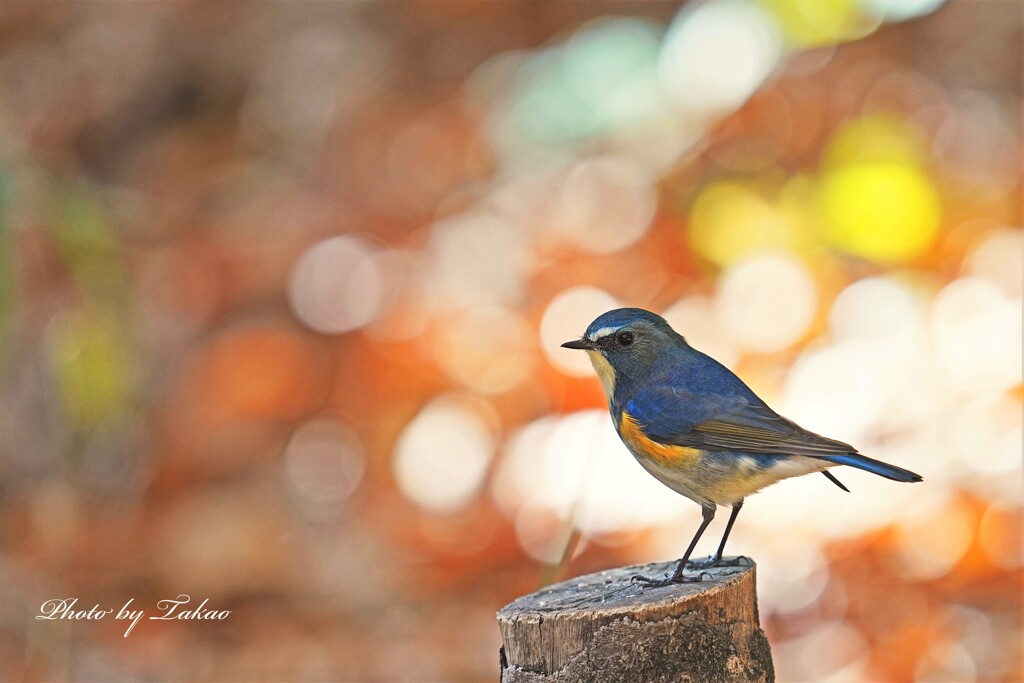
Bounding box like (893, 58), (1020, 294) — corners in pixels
(587, 326), (619, 342)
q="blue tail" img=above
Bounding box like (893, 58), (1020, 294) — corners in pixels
(823, 454), (922, 483)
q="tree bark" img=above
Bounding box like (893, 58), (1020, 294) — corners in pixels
(497, 560), (774, 683)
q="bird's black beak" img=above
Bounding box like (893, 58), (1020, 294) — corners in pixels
(561, 338), (594, 350)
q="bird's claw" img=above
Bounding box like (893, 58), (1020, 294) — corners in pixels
(630, 572), (707, 588)
(686, 555), (751, 569)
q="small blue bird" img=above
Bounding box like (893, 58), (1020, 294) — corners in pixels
(562, 308), (922, 586)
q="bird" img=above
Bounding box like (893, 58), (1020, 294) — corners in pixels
(562, 307), (922, 587)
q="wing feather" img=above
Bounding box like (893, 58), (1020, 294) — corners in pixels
(688, 417), (857, 456)
(626, 385), (858, 457)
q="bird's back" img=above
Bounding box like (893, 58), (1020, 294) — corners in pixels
(611, 343), (766, 428)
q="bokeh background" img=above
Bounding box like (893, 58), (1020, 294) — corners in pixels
(0, 1), (1020, 681)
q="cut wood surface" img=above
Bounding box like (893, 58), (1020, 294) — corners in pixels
(497, 560), (774, 683)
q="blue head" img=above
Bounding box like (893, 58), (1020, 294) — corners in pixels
(561, 308), (686, 397)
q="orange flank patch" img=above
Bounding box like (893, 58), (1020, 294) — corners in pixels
(619, 412), (701, 466)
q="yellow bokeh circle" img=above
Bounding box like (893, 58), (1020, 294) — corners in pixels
(816, 161), (941, 263)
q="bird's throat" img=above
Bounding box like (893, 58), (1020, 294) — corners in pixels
(586, 350), (616, 401)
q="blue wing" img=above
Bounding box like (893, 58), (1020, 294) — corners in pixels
(623, 351), (858, 457)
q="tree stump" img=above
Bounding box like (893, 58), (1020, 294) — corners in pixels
(497, 560), (774, 683)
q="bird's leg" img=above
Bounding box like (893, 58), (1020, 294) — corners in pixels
(633, 505), (716, 587)
(713, 499), (744, 565)
(690, 499), (749, 568)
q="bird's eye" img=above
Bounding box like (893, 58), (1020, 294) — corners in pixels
(617, 330), (635, 347)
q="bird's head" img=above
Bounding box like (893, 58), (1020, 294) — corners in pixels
(561, 308), (683, 397)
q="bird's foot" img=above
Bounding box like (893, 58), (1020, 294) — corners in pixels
(686, 555), (751, 569)
(630, 571), (709, 587)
